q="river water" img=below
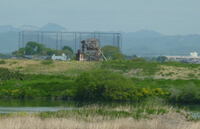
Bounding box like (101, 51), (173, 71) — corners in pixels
(0, 99), (199, 114)
(0, 99), (76, 113)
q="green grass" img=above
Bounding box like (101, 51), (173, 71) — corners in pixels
(0, 102), (171, 120)
(1, 59), (200, 104)
(101, 59), (160, 75)
(0, 60), (6, 64)
(163, 61), (200, 68)
(41, 60), (54, 65)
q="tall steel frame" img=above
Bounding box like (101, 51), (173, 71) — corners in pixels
(18, 31), (122, 52)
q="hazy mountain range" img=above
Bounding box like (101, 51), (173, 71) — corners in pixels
(0, 23), (200, 56)
(0, 23), (67, 32)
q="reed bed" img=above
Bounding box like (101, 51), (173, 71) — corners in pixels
(0, 115), (199, 129)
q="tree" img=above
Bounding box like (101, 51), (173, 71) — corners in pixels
(61, 46), (74, 58)
(156, 56), (167, 63)
(12, 42), (73, 57)
(12, 48), (25, 57)
(62, 46), (73, 54)
(101, 45), (124, 60)
(0, 53), (8, 58)
(25, 42), (45, 55)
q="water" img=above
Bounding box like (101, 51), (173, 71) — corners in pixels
(0, 99), (200, 115)
(0, 99), (77, 113)
(0, 107), (73, 113)
(180, 104), (200, 120)
(185, 105), (200, 112)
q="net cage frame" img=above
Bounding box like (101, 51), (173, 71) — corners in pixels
(18, 31), (122, 52)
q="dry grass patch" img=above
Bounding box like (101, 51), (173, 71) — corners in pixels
(0, 59), (98, 75)
(155, 65), (200, 79)
(0, 115), (199, 129)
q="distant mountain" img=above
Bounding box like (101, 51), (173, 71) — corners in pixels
(40, 23), (67, 31)
(122, 31), (200, 56)
(1, 25), (200, 56)
(125, 30), (163, 38)
(19, 25), (39, 31)
(0, 25), (19, 33)
(0, 23), (67, 32)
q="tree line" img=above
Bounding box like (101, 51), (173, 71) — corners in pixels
(12, 41), (124, 60)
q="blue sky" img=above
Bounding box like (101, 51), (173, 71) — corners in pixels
(0, 0), (200, 34)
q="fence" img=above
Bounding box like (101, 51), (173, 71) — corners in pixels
(18, 31), (122, 52)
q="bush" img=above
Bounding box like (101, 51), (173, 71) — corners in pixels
(0, 68), (24, 81)
(168, 84), (200, 104)
(101, 59), (159, 75)
(0, 60), (6, 64)
(41, 60), (54, 65)
(75, 70), (138, 101)
(101, 45), (124, 60)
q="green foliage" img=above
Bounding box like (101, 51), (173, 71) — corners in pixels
(0, 60), (6, 64)
(62, 46), (73, 54)
(101, 45), (124, 60)
(0, 60), (200, 104)
(12, 42), (74, 57)
(12, 42), (45, 56)
(0, 75), (75, 99)
(41, 60), (54, 65)
(38, 103), (169, 120)
(156, 56), (167, 63)
(163, 61), (200, 68)
(0, 53), (9, 59)
(74, 70), (169, 101)
(12, 48), (25, 57)
(25, 42), (45, 55)
(169, 84), (200, 104)
(101, 59), (159, 75)
(75, 70), (136, 101)
(0, 68), (24, 81)
(45, 46), (73, 57)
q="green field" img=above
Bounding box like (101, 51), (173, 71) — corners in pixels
(0, 59), (200, 104)
(0, 59), (200, 128)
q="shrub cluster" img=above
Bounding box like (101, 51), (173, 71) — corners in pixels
(0, 60), (6, 64)
(0, 68), (199, 104)
(41, 60), (54, 65)
(168, 85), (200, 104)
(0, 68), (24, 81)
(0, 69), (169, 102)
(101, 59), (159, 75)
(74, 70), (169, 101)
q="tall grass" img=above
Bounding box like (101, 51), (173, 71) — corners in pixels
(0, 60), (6, 64)
(0, 103), (194, 129)
(0, 115), (199, 129)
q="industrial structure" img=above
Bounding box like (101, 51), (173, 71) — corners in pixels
(76, 38), (107, 61)
(18, 31), (122, 52)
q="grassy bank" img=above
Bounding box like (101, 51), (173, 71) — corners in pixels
(1, 116), (199, 129)
(0, 59), (200, 127)
(1, 59), (200, 79)
(0, 59), (200, 104)
(0, 104), (197, 129)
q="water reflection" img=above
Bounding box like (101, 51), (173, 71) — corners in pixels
(0, 107), (73, 113)
(0, 99), (76, 113)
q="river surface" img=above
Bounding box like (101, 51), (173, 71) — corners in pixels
(0, 99), (77, 113)
(0, 99), (199, 114)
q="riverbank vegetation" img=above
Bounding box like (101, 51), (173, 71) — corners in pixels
(0, 104), (198, 129)
(1, 115), (199, 129)
(0, 59), (200, 105)
(0, 58), (200, 128)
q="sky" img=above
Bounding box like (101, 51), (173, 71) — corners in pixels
(0, 0), (200, 35)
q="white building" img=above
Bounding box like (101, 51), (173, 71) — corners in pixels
(51, 53), (69, 61)
(166, 52), (200, 64)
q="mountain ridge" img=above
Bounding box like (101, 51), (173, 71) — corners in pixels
(0, 24), (200, 56)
